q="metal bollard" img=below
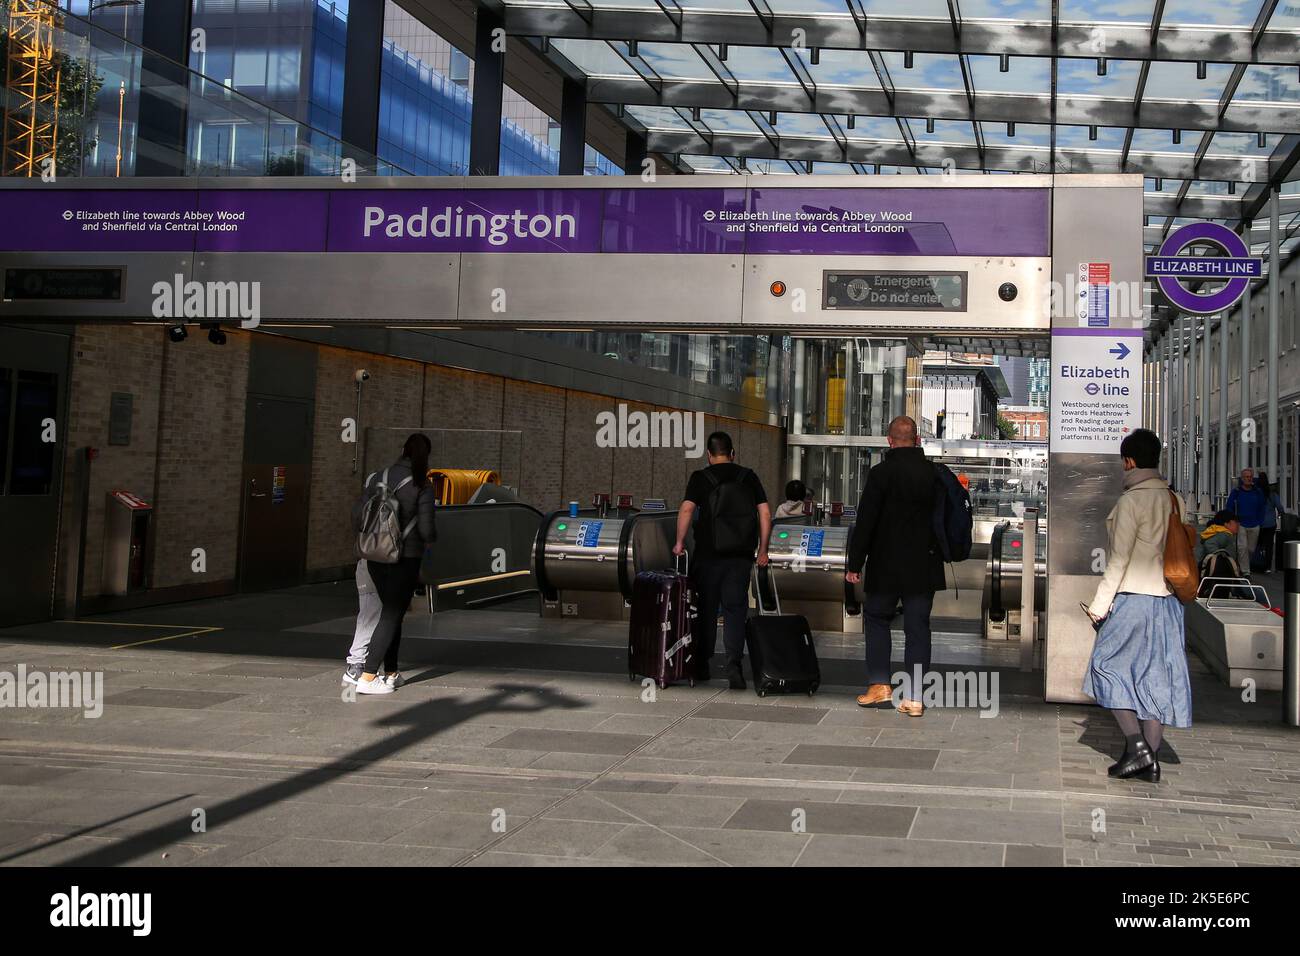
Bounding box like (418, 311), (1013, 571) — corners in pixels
(1284, 540), (1299, 728)
(1020, 507), (1038, 673)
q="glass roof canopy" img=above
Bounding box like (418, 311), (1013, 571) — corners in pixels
(494, 0), (1300, 271)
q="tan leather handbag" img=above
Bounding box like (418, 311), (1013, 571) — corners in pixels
(1162, 490), (1199, 603)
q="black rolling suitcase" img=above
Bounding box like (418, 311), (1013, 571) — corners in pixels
(628, 553), (697, 689)
(746, 564), (820, 698)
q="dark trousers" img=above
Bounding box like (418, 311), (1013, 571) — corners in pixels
(694, 557), (752, 667)
(1259, 526), (1276, 571)
(363, 556), (420, 675)
(862, 590), (935, 688)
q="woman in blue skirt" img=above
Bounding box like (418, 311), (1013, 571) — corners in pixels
(1082, 428), (1192, 782)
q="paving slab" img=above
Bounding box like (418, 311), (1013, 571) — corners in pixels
(4, 585), (1299, 867)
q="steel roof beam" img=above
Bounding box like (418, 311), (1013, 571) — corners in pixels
(586, 77), (1300, 136)
(641, 129), (1280, 180)
(498, 8), (1300, 66)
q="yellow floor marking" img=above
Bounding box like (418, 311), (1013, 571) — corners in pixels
(109, 627), (223, 650)
(67, 621), (218, 629)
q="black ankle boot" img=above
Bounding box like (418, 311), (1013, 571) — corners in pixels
(1115, 739), (1156, 779)
(1134, 759), (1161, 783)
(1107, 745), (1129, 777)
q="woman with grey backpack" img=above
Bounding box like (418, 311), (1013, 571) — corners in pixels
(348, 433), (436, 695)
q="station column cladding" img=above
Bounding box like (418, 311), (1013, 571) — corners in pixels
(1044, 176), (1146, 703)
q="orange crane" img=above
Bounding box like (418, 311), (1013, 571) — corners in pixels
(2, 0), (63, 177)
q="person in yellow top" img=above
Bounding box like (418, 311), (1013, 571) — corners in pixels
(1195, 511), (1241, 579)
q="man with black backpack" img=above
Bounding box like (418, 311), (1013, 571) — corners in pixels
(673, 431), (771, 689)
(846, 416), (968, 716)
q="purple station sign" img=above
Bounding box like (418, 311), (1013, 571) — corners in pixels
(0, 185), (1049, 258)
(1144, 220), (1262, 314)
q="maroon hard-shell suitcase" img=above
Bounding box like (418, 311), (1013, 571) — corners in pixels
(628, 554), (697, 689)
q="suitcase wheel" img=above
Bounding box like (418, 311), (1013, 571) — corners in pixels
(688, 679), (695, 688)
(629, 671), (637, 682)
(658, 680), (668, 690)
(756, 688), (767, 698)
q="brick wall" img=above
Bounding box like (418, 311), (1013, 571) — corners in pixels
(56, 325), (164, 601)
(307, 346), (424, 573)
(149, 330), (251, 589)
(61, 327), (786, 599)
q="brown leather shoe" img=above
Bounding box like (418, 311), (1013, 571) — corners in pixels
(897, 698), (924, 717)
(856, 683), (893, 707)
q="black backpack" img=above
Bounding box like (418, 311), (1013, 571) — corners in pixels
(704, 468), (759, 558)
(931, 463), (973, 562)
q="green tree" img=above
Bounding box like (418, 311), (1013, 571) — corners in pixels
(996, 413), (1018, 440)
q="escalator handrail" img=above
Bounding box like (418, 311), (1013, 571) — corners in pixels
(989, 520), (1011, 619)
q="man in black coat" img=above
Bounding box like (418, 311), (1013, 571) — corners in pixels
(845, 415), (946, 716)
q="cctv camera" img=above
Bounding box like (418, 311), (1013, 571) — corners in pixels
(354, 369), (370, 383)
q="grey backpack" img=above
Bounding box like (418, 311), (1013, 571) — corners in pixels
(356, 468), (415, 564)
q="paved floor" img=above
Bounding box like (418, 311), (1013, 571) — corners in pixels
(0, 583), (1296, 867)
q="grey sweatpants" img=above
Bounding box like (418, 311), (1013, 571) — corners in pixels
(1236, 525), (1260, 575)
(346, 559), (382, 666)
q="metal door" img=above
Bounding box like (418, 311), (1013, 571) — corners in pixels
(238, 395), (313, 592)
(0, 326), (70, 625)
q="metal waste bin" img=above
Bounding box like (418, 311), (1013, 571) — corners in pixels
(103, 489), (151, 596)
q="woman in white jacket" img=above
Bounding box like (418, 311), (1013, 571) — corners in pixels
(1082, 428), (1191, 783)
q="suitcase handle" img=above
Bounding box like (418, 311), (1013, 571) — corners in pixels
(753, 563), (781, 616)
(675, 549), (688, 576)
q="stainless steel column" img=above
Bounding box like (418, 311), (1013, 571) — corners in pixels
(1189, 313), (1198, 502)
(1284, 540), (1299, 728)
(1218, 311), (1229, 506)
(1201, 314), (1212, 512)
(1163, 327), (1172, 463)
(1241, 269), (1252, 475)
(1021, 507), (1038, 674)
(1180, 316), (1190, 489)
(1044, 177), (1143, 704)
(1268, 189), (1281, 494)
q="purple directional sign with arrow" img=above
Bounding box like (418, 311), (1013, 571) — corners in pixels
(1145, 221), (1262, 314)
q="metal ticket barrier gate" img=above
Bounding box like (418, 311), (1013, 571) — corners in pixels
(981, 519), (1048, 646)
(765, 524), (863, 630)
(534, 509), (864, 627)
(534, 508), (638, 620)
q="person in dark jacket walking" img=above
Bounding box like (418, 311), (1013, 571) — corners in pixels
(351, 433), (437, 695)
(845, 416), (946, 716)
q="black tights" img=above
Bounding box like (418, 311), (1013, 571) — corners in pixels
(1111, 708), (1163, 752)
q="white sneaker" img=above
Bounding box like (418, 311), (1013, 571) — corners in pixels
(382, 672), (404, 689)
(354, 676), (394, 695)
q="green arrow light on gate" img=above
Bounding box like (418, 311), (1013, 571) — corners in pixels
(557, 523), (568, 531)
(778, 531), (789, 539)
